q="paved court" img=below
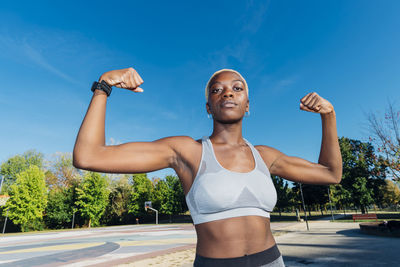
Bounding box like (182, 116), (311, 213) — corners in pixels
(0, 224), (197, 267)
(276, 221), (399, 266)
(1, 217), (398, 266)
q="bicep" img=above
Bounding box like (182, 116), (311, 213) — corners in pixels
(258, 146), (337, 185)
(74, 137), (177, 174)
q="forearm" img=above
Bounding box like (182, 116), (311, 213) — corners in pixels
(318, 110), (342, 183)
(73, 89), (108, 167)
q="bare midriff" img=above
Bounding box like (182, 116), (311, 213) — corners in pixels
(194, 215), (276, 258)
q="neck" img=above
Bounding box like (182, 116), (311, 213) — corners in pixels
(210, 119), (244, 144)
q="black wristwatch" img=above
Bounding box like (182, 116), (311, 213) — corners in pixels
(91, 80), (112, 96)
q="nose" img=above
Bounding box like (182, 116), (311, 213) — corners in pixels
(223, 87), (234, 98)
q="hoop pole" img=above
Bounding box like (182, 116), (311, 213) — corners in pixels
(147, 207), (159, 225)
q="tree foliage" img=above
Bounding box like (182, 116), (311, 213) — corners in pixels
(47, 153), (80, 188)
(101, 175), (132, 225)
(75, 172), (109, 227)
(381, 179), (400, 208)
(4, 165), (48, 231)
(0, 150), (44, 193)
(271, 175), (294, 216)
(44, 188), (74, 229)
(339, 137), (386, 213)
(293, 183), (329, 216)
(128, 173), (153, 216)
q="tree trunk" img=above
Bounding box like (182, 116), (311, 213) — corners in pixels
(88, 218), (91, 228)
(361, 206), (366, 214)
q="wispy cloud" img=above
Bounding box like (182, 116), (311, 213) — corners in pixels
(204, 1), (271, 70)
(241, 0), (271, 34)
(106, 137), (123, 146)
(0, 24), (105, 87)
(21, 42), (78, 84)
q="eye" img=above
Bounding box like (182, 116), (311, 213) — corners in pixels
(210, 88), (222, 94)
(233, 86), (243, 91)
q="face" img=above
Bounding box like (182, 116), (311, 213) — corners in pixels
(206, 71), (249, 124)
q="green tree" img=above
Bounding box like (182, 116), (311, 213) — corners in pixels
(44, 188), (74, 229)
(47, 153), (80, 188)
(101, 175), (132, 225)
(75, 172), (109, 227)
(292, 183), (329, 216)
(339, 137), (386, 213)
(381, 179), (400, 209)
(271, 175), (294, 216)
(152, 178), (171, 214)
(4, 165), (48, 232)
(329, 184), (352, 214)
(0, 150), (44, 193)
(165, 175), (187, 214)
(128, 173), (153, 216)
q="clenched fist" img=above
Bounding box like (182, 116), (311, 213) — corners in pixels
(300, 92), (334, 114)
(99, 68), (144, 93)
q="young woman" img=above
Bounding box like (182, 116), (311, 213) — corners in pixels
(73, 67), (342, 267)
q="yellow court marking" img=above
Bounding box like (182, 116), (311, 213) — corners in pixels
(0, 242), (105, 254)
(118, 238), (197, 246)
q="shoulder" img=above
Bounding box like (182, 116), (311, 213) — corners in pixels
(254, 145), (285, 169)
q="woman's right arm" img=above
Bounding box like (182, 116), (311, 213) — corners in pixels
(72, 68), (179, 174)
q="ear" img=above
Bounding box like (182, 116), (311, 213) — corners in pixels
(206, 102), (211, 114)
(246, 99), (250, 112)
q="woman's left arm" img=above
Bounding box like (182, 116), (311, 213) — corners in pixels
(259, 92), (342, 185)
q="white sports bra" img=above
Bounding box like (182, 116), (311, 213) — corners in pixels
(185, 136), (277, 225)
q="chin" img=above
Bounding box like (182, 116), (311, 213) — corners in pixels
(214, 116), (243, 124)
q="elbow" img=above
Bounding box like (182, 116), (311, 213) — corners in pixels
(333, 175), (342, 185)
(72, 149), (92, 170)
(330, 171), (342, 185)
(72, 153), (85, 170)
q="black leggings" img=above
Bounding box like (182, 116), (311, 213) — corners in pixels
(193, 243), (284, 267)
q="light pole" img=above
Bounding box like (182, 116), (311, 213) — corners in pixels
(0, 175), (4, 194)
(328, 186), (335, 221)
(299, 183), (309, 231)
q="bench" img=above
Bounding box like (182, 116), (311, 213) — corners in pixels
(352, 213), (378, 222)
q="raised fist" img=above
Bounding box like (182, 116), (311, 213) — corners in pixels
(99, 68), (144, 93)
(300, 92), (334, 114)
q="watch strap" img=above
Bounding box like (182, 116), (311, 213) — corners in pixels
(91, 80), (112, 96)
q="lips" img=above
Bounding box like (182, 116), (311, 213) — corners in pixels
(221, 101), (237, 108)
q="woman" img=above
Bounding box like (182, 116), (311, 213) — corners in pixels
(73, 67), (342, 267)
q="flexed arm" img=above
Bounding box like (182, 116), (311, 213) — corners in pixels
(258, 92), (342, 185)
(73, 68), (178, 174)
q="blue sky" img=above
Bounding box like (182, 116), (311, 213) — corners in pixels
(0, 0), (399, 180)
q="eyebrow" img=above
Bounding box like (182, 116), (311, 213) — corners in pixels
(210, 79), (244, 87)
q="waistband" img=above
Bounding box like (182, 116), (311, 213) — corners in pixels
(194, 243), (281, 267)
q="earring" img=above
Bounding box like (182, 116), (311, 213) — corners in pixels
(245, 111), (250, 117)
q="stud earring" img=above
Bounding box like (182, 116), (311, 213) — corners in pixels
(245, 111), (250, 117)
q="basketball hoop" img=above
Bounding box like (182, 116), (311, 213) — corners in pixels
(0, 195), (10, 207)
